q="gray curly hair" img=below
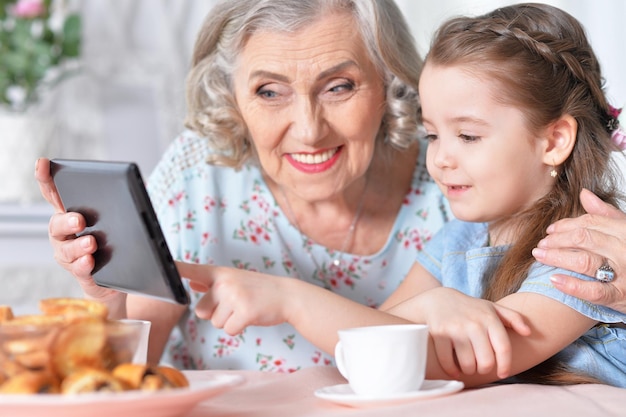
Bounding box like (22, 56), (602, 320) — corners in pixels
(184, 0), (423, 168)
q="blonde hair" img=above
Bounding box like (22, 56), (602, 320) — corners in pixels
(184, 0), (423, 168)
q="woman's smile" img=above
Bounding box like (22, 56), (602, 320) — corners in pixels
(286, 146), (342, 173)
(289, 147), (339, 164)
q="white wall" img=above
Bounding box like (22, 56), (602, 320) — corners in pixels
(397, 0), (626, 108)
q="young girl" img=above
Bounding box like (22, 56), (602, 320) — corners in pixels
(180, 3), (626, 387)
(388, 3), (626, 386)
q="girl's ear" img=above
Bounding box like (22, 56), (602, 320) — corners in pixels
(542, 114), (577, 166)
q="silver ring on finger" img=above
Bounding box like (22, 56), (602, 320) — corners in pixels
(595, 262), (615, 283)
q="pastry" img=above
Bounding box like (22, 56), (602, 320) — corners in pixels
(39, 298), (109, 320)
(61, 368), (127, 394)
(0, 306), (14, 323)
(112, 363), (189, 391)
(50, 316), (108, 378)
(0, 370), (59, 394)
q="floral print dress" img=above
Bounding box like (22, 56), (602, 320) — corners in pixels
(147, 130), (450, 372)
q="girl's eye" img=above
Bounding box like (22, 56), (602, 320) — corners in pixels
(459, 134), (480, 142)
(424, 133), (438, 142)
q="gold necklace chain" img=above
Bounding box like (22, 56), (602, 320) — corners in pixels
(279, 180), (367, 276)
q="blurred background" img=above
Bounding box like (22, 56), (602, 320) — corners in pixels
(1, 0), (625, 313)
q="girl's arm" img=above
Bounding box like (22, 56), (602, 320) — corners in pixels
(183, 263), (412, 351)
(386, 285), (595, 385)
(379, 262), (442, 310)
(465, 292), (596, 386)
(381, 262), (531, 379)
(178, 261), (531, 385)
(381, 264), (597, 385)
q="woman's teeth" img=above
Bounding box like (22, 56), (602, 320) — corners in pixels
(290, 148), (338, 164)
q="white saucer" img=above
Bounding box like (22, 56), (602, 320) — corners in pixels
(314, 380), (464, 408)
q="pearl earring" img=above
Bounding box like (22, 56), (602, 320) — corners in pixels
(550, 162), (557, 178)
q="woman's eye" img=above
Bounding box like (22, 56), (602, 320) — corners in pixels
(424, 133), (438, 142)
(256, 81), (292, 99)
(256, 87), (278, 99)
(328, 82), (354, 93)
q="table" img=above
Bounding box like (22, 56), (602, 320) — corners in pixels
(186, 366), (626, 417)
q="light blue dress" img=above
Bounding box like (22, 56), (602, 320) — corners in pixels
(417, 220), (626, 387)
(147, 130), (450, 371)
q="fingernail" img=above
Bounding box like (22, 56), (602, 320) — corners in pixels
(546, 224), (555, 233)
(532, 248), (545, 258)
(550, 275), (565, 285)
(69, 215), (79, 228)
(80, 237), (91, 248)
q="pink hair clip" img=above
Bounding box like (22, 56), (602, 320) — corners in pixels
(608, 105), (626, 151)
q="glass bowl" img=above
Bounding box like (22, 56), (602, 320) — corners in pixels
(0, 316), (144, 393)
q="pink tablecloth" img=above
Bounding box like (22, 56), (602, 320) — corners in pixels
(187, 367), (626, 417)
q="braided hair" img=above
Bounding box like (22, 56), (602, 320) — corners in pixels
(426, 3), (623, 385)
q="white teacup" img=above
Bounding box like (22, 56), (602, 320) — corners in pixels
(334, 324), (428, 396)
(119, 318), (151, 364)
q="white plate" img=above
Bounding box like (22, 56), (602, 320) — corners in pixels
(0, 372), (245, 417)
(314, 379), (464, 407)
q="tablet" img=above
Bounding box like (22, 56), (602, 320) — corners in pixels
(50, 159), (189, 305)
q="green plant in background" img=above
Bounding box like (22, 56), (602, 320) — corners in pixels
(0, 0), (81, 112)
